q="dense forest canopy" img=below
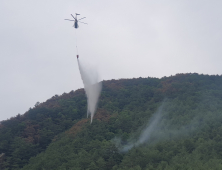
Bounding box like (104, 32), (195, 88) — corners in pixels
(1, 73), (222, 170)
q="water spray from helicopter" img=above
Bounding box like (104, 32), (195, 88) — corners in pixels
(77, 60), (102, 123)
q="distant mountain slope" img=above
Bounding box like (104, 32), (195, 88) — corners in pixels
(1, 73), (222, 169)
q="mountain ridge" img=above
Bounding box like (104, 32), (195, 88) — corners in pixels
(1, 73), (222, 169)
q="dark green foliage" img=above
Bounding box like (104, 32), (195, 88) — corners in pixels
(1, 73), (222, 169)
(0, 91), (87, 169)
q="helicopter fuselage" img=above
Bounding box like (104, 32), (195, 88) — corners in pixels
(74, 20), (79, 28)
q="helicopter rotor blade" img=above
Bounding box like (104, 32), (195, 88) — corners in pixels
(78, 17), (86, 21)
(71, 14), (76, 19)
(64, 19), (75, 21)
(79, 21), (88, 24)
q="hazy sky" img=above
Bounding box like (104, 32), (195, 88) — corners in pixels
(1, 0), (222, 121)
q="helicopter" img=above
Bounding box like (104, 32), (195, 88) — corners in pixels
(64, 13), (87, 29)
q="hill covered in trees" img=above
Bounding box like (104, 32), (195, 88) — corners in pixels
(1, 73), (222, 170)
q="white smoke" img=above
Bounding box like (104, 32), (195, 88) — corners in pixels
(77, 59), (102, 123)
(114, 98), (215, 153)
(115, 103), (164, 153)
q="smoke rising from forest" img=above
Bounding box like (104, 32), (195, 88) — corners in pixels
(77, 59), (102, 123)
(114, 103), (165, 153)
(114, 99), (215, 153)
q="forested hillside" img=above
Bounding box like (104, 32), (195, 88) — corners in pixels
(1, 73), (222, 170)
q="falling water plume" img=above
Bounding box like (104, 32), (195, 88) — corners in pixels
(77, 59), (102, 123)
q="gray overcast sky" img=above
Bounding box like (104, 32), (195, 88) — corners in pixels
(0, 0), (222, 121)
